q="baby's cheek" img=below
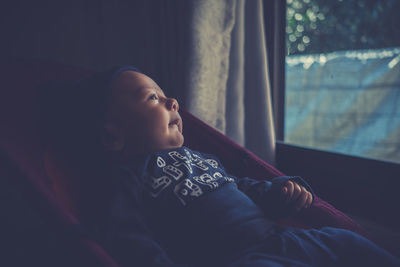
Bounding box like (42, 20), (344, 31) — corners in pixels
(150, 124), (170, 145)
(171, 127), (184, 145)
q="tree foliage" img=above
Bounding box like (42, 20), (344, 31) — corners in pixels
(286, 0), (400, 55)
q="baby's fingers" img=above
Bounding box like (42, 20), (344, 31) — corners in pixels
(296, 189), (310, 211)
(291, 183), (302, 201)
(282, 181), (294, 201)
(305, 191), (313, 208)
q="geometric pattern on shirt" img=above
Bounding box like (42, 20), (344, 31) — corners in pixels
(173, 178), (203, 205)
(148, 175), (171, 198)
(168, 149), (210, 174)
(147, 148), (235, 205)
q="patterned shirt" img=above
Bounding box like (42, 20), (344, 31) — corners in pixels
(142, 146), (236, 206)
(117, 146), (313, 264)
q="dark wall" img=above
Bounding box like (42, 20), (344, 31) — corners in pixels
(0, 0), (191, 98)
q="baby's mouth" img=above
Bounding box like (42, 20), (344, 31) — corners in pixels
(169, 119), (178, 126)
(169, 119), (182, 132)
(169, 119), (179, 127)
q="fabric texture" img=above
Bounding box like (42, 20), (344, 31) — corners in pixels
(0, 60), (119, 267)
(99, 147), (399, 266)
(228, 226), (399, 266)
(185, 0), (276, 164)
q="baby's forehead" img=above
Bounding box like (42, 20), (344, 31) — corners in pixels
(113, 71), (164, 95)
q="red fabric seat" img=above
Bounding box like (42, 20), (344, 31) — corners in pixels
(0, 59), (366, 266)
(0, 59), (118, 266)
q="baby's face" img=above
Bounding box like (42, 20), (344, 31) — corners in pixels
(106, 71), (184, 156)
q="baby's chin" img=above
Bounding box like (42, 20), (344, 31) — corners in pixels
(152, 136), (185, 152)
(165, 139), (185, 150)
(170, 132), (185, 148)
(169, 144), (183, 150)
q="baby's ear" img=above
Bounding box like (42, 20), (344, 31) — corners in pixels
(102, 123), (125, 152)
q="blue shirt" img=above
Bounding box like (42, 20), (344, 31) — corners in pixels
(99, 147), (313, 266)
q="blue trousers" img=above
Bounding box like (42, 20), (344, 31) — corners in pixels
(227, 227), (399, 266)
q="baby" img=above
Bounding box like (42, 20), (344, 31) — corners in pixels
(44, 66), (399, 266)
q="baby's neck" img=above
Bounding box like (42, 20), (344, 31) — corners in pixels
(114, 144), (185, 163)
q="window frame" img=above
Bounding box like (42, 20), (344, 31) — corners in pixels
(264, 0), (400, 230)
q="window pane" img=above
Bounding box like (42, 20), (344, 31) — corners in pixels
(284, 0), (400, 163)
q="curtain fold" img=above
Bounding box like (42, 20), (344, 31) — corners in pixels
(184, 0), (236, 133)
(226, 0), (245, 146)
(242, 0), (276, 164)
(184, 0), (276, 164)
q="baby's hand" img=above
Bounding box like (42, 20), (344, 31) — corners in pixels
(282, 180), (313, 212)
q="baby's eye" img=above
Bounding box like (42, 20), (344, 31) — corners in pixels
(148, 93), (159, 101)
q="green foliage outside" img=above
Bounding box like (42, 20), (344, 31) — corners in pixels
(286, 0), (400, 55)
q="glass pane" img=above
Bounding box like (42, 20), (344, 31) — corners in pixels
(284, 0), (400, 163)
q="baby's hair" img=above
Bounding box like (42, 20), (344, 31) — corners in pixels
(39, 66), (141, 165)
(39, 66), (142, 223)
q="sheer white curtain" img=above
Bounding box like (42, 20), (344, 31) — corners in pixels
(184, 0), (276, 164)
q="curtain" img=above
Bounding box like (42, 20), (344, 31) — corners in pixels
(184, 0), (276, 164)
(2, 0), (276, 164)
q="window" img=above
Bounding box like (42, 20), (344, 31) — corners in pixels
(284, 0), (400, 163)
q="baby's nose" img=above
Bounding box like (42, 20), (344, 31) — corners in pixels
(166, 98), (179, 111)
